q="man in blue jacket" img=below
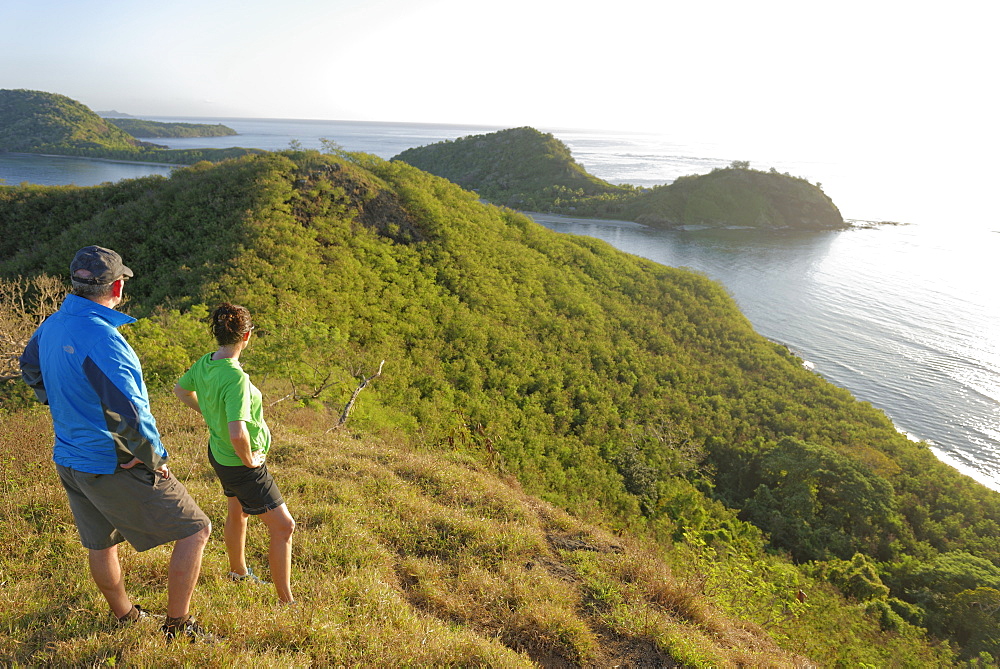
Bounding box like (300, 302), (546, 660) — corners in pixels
(20, 246), (214, 642)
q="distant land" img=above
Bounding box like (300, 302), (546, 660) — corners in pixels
(5, 89), (844, 231)
(0, 89), (260, 164)
(104, 117), (237, 139)
(394, 127), (846, 230)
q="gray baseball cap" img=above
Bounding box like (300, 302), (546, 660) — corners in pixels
(70, 246), (134, 285)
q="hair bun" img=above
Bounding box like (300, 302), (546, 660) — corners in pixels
(210, 302), (253, 345)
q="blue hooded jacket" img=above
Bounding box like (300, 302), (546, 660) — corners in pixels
(19, 294), (168, 474)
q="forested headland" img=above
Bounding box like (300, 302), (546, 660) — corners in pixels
(105, 117), (237, 138)
(0, 89), (260, 164)
(2, 146), (998, 665)
(395, 127), (846, 230)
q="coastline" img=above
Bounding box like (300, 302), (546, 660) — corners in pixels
(522, 211), (647, 229)
(523, 211), (836, 233)
(6, 151), (180, 169)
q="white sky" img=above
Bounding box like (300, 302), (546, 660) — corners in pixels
(2, 0), (997, 224)
(2, 1), (992, 135)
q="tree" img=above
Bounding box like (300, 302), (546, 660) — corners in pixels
(0, 275), (65, 383)
(744, 438), (899, 561)
(319, 137), (346, 156)
(943, 587), (1000, 659)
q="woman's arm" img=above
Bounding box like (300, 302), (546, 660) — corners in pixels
(173, 384), (201, 411)
(228, 420), (262, 468)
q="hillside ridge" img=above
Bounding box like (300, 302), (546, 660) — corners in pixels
(1, 146), (997, 662)
(0, 88), (147, 153)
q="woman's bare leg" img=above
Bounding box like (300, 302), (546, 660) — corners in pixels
(224, 496), (250, 574)
(259, 503), (295, 603)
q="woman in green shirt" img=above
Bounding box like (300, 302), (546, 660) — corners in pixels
(174, 303), (295, 605)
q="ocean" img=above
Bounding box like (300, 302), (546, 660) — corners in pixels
(3, 117), (997, 491)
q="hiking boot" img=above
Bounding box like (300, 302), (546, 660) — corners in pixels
(227, 567), (266, 585)
(161, 615), (218, 644)
(116, 604), (152, 626)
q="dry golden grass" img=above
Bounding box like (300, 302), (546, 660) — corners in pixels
(0, 395), (811, 667)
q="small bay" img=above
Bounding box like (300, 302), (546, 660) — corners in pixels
(0, 153), (174, 187)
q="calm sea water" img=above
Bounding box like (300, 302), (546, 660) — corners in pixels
(0, 154), (174, 187)
(3, 117), (998, 490)
(531, 215), (1000, 491)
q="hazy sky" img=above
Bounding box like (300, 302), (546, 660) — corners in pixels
(3, 0), (997, 224)
(3, 1), (993, 142)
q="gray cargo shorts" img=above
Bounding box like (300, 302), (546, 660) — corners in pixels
(57, 463), (210, 552)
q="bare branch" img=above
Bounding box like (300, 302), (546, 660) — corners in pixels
(329, 359), (385, 432)
(307, 369), (337, 399)
(267, 392), (296, 408)
(1, 275), (66, 384)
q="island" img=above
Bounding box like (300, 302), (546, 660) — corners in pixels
(394, 127), (846, 230)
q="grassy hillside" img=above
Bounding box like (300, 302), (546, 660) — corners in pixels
(394, 128), (845, 230)
(2, 399), (823, 666)
(1, 149), (997, 662)
(1, 388), (954, 666)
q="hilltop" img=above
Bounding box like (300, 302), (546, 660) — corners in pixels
(394, 128), (845, 230)
(394, 126), (632, 210)
(1, 149), (997, 663)
(0, 89), (148, 153)
(0, 89), (260, 164)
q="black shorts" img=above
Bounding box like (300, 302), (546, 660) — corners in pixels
(207, 446), (285, 515)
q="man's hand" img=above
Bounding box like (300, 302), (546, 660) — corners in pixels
(120, 457), (171, 479)
(120, 457), (140, 469)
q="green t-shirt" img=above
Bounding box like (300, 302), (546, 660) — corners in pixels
(178, 352), (271, 466)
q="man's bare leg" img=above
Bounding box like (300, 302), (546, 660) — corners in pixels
(88, 544), (133, 618)
(166, 524), (211, 619)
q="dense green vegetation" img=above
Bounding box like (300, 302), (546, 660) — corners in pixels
(105, 117), (237, 138)
(608, 166), (845, 229)
(393, 126), (633, 212)
(0, 89), (146, 153)
(395, 128), (846, 229)
(1, 148), (997, 663)
(0, 89), (261, 165)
